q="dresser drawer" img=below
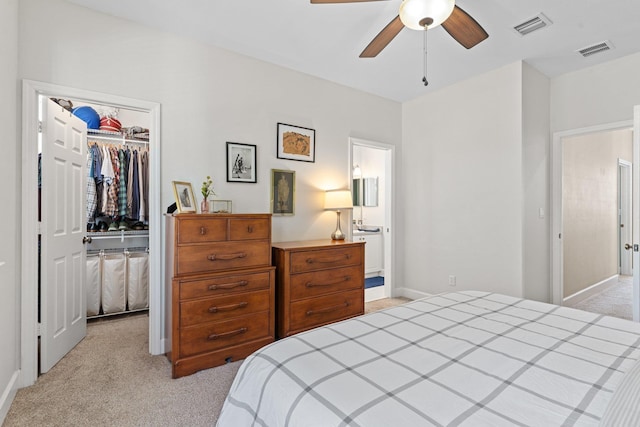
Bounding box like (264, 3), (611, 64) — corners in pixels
(180, 290), (270, 327)
(180, 312), (270, 357)
(289, 246), (362, 274)
(177, 218), (227, 244)
(290, 265), (363, 301)
(179, 270), (272, 300)
(289, 289), (363, 333)
(177, 241), (270, 275)
(229, 218), (270, 241)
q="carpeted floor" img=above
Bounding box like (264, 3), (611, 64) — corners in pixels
(566, 275), (633, 320)
(4, 297), (411, 426)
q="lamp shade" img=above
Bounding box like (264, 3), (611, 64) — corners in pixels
(399, 0), (455, 30)
(324, 190), (353, 210)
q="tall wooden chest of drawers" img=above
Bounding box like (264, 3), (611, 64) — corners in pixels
(165, 213), (275, 378)
(272, 240), (365, 338)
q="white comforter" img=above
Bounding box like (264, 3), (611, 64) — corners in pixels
(217, 291), (640, 426)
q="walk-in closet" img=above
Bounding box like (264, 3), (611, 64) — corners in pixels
(38, 95), (152, 370)
(81, 103), (151, 319)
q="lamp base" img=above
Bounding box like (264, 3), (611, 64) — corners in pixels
(331, 210), (346, 240)
(331, 230), (346, 240)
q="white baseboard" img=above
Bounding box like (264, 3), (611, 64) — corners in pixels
(394, 287), (432, 300)
(0, 370), (20, 424)
(563, 274), (619, 306)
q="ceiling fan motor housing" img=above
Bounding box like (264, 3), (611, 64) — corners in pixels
(399, 0), (455, 30)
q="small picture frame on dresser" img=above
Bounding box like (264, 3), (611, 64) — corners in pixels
(172, 181), (196, 213)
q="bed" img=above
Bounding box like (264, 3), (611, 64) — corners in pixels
(216, 291), (640, 426)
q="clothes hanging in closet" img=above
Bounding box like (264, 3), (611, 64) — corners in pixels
(86, 141), (149, 224)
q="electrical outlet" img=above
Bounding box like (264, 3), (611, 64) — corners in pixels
(448, 275), (456, 286)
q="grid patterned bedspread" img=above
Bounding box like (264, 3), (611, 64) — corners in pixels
(217, 291), (640, 426)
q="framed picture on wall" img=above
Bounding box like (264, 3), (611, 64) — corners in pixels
(172, 181), (197, 213)
(271, 169), (295, 215)
(276, 123), (315, 163)
(226, 142), (257, 183)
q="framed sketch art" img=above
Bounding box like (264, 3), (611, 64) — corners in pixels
(271, 169), (295, 215)
(276, 123), (315, 163)
(172, 181), (196, 213)
(226, 142), (257, 183)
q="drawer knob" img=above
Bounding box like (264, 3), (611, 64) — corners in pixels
(208, 327), (247, 341)
(200, 226), (207, 235)
(207, 252), (247, 261)
(208, 301), (248, 313)
(208, 280), (249, 291)
(306, 301), (349, 316)
(306, 254), (351, 264)
(247, 225), (253, 233)
(306, 276), (351, 288)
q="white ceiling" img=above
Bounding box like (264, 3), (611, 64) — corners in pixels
(65, 0), (640, 102)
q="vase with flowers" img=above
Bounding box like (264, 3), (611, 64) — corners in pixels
(200, 176), (216, 213)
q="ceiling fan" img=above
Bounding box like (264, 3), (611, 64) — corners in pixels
(310, 0), (488, 58)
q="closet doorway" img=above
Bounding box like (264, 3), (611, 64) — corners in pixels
(349, 137), (395, 302)
(21, 80), (162, 387)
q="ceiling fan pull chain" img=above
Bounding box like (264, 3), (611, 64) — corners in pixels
(422, 28), (429, 87)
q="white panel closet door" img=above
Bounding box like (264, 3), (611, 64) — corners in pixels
(41, 98), (87, 372)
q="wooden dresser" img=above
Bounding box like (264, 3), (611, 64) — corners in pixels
(272, 240), (365, 338)
(165, 213), (275, 378)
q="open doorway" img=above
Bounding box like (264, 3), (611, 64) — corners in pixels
(349, 138), (394, 303)
(21, 80), (162, 387)
(551, 123), (634, 320)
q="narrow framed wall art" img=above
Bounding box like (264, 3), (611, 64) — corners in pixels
(271, 169), (295, 216)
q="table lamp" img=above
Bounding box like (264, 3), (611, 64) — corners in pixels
(324, 189), (353, 240)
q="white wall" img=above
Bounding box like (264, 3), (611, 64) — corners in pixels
(19, 0), (402, 245)
(0, 0), (20, 422)
(551, 52), (640, 132)
(401, 62), (524, 298)
(522, 63), (551, 302)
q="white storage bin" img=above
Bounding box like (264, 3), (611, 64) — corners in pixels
(127, 252), (149, 310)
(101, 253), (126, 314)
(86, 255), (101, 317)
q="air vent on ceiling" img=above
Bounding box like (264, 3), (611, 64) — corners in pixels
(513, 13), (552, 36)
(576, 40), (614, 58)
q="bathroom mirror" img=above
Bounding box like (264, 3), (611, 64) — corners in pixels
(362, 177), (378, 207)
(352, 178), (362, 206)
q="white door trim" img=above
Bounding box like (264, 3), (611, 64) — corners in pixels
(634, 106), (640, 322)
(21, 80), (163, 387)
(349, 137), (395, 299)
(618, 159), (633, 276)
(551, 120), (633, 306)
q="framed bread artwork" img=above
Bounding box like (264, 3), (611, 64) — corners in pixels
(276, 123), (315, 163)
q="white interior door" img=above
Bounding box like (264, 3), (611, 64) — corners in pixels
(41, 98), (87, 372)
(633, 105), (640, 322)
(619, 160), (633, 276)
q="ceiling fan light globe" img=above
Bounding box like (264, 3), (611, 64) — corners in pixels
(399, 0), (455, 30)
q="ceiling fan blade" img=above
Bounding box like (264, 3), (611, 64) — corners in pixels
(360, 15), (404, 58)
(311, 0), (388, 3)
(441, 5), (488, 49)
